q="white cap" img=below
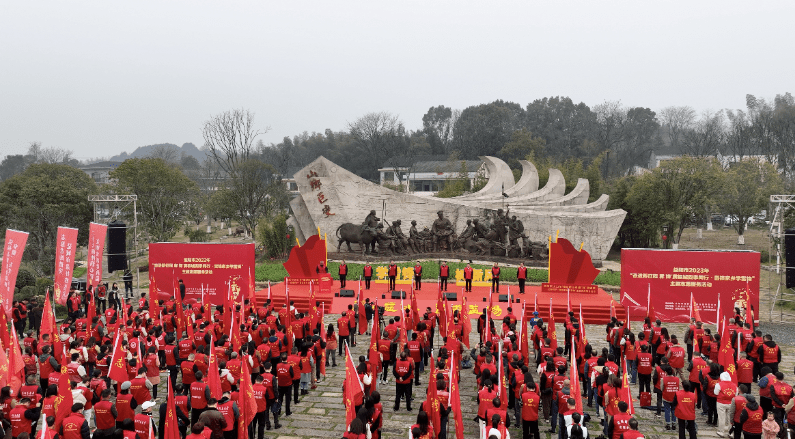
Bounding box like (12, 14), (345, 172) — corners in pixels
(141, 401), (156, 410)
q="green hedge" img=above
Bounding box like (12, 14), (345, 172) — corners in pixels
(255, 260), (622, 286)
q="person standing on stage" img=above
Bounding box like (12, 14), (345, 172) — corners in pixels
(364, 262), (373, 290)
(439, 261), (449, 292)
(388, 261), (397, 291)
(491, 263), (501, 293)
(517, 262), (527, 294)
(464, 263), (473, 293)
(339, 260), (348, 289)
(413, 262), (422, 291)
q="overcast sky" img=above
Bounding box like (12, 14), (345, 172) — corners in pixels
(1, 1), (793, 160)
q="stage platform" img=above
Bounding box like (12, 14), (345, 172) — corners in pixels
(255, 280), (625, 325)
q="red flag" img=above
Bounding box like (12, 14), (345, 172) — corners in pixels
(625, 306), (631, 332)
(548, 299), (558, 351)
(498, 340), (508, 408)
(238, 361), (258, 439)
(86, 222), (107, 290)
(620, 351), (635, 415)
(717, 317), (738, 383)
(610, 300), (616, 320)
(461, 296), (471, 348)
(344, 343), (364, 428)
(53, 365), (73, 430)
(149, 272), (160, 319)
(231, 307), (242, 353)
(579, 303), (587, 345)
(107, 332), (128, 384)
(399, 295), (408, 347)
(647, 283), (656, 322)
(368, 301), (380, 394)
(86, 288), (96, 334)
(207, 336), (222, 399)
(520, 301), (529, 367)
(53, 227), (79, 306)
(438, 291), (448, 339)
(691, 293), (703, 322)
(164, 379), (180, 439)
(248, 266), (256, 304)
(0, 311), (10, 350)
(445, 296), (454, 342)
(7, 325), (24, 396)
(40, 289), (55, 338)
(569, 335), (583, 414)
(358, 287), (367, 335)
(410, 287), (421, 332)
(449, 353), (464, 439)
(567, 288), (572, 315)
(0, 341), (8, 388)
(427, 355), (441, 436)
(1, 229), (28, 317)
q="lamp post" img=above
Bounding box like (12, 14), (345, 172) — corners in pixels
(662, 225), (669, 249)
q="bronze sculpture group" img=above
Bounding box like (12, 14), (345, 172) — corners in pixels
(334, 208), (549, 259)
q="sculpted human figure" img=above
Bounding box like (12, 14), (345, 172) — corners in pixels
(508, 215), (524, 247)
(390, 220), (409, 254)
(431, 210), (454, 252)
(473, 219), (489, 241)
(458, 219), (475, 247)
(408, 220), (421, 253)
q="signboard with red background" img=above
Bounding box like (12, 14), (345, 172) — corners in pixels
(149, 243), (255, 305)
(621, 249), (760, 323)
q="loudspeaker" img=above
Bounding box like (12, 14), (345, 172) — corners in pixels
(391, 290), (406, 299)
(444, 292), (457, 301)
(498, 294), (509, 303)
(107, 221), (127, 273)
(787, 228), (795, 288)
(338, 289), (354, 298)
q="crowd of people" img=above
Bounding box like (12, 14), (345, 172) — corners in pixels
(2, 276), (793, 439)
(1, 281), (331, 439)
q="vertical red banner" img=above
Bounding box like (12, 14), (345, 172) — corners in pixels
(87, 223), (108, 290)
(1, 230), (29, 317)
(54, 227), (79, 305)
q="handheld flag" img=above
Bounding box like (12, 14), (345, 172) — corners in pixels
(548, 298), (558, 351)
(164, 378), (180, 439)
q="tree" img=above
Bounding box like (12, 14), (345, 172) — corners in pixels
(110, 158), (200, 243)
(348, 112), (410, 182)
(210, 159), (289, 236)
(659, 106), (696, 152)
(680, 110), (725, 157)
(452, 100), (525, 158)
(524, 96), (596, 159)
(203, 109), (267, 177)
(593, 101), (627, 177)
(0, 164), (96, 275)
(0, 155), (32, 181)
(616, 107), (662, 174)
(498, 129), (546, 169)
(609, 175), (665, 248)
(422, 105), (455, 155)
(717, 159), (782, 243)
(626, 156), (724, 245)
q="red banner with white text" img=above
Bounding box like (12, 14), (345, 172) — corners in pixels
(54, 227), (79, 306)
(87, 223), (108, 290)
(620, 249), (760, 323)
(1, 230), (29, 317)
(148, 243), (255, 305)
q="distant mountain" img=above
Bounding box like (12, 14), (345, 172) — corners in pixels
(108, 143), (208, 163)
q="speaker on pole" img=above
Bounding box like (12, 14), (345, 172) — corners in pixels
(107, 220), (127, 273)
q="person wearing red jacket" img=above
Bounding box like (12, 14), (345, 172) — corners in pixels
(739, 395), (764, 439)
(9, 397), (40, 439)
(491, 263), (501, 293)
(439, 261), (449, 292)
(413, 262), (422, 290)
(387, 261), (398, 291)
(276, 353), (296, 417)
(338, 260), (348, 289)
(517, 263), (527, 294)
(363, 263), (373, 290)
(620, 418), (644, 439)
(393, 351), (414, 411)
(337, 312), (350, 356)
(61, 403), (91, 439)
(464, 264), (474, 292)
(521, 382), (541, 439)
(407, 333), (422, 386)
(671, 381), (697, 439)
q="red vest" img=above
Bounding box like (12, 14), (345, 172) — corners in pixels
(94, 400), (116, 430)
(674, 390), (696, 420)
(116, 393), (135, 421)
(491, 267), (500, 278)
(611, 413), (632, 439)
(364, 266), (372, 277)
(190, 381), (209, 409)
(737, 358), (754, 383)
(276, 363), (293, 385)
(133, 414), (150, 438)
(733, 395), (748, 423)
(181, 360), (196, 385)
(743, 406), (764, 434)
(414, 265), (422, 276)
(130, 377), (151, 403)
(394, 359), (413, 384)
(668, 345), (685, 369)
(216, 401), (236, 431)
(517, 266), (527, 280)
(762, 344), (780, 364)
(717, 381), (737, 404)
(339, 264), (347, 275)
(9, 405), (33, 437)
(62, 413), (87, 439)
(464, 267), (473, 280)
(440, 266), (449, 277)
(521, 391), (540, 421)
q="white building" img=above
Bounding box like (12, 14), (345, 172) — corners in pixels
(378, 156), (486, 196)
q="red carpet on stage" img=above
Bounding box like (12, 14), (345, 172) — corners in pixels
(256, 280), (624, 325)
